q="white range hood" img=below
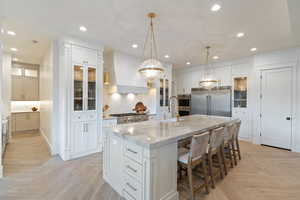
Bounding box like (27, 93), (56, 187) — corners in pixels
(105, 51), (149, 94)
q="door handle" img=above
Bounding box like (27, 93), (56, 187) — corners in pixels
(286, 117), (291, 121)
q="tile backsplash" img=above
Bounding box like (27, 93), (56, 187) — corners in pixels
(103, 87), (157, 114)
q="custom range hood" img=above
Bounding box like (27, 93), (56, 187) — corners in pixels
(105, 50), (149, 94)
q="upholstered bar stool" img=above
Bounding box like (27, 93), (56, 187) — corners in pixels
(232, 120), (242, 165)
(207, 127), (225, 189)
(178, 132), (210, 200)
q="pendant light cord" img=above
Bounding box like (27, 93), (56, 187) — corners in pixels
(142, 14), (158, 61)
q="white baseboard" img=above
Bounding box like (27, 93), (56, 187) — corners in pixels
(40, 129), (54, 155)
(292, 145), (300, 153)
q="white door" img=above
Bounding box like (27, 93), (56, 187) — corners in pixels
(261, 67), (292, 149)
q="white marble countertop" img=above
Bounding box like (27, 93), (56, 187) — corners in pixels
(104, 114), (238, 149)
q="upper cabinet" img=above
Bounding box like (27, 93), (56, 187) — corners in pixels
(233, 77), (248, 108)
(11, 62), (39, 101)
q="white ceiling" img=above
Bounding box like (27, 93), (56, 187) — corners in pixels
(0, 0), (299, 66)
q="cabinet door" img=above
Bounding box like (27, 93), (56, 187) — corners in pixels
(71, 122), (85, 155)
(85, 121), (98, 151)
(15, 113), (39, 131)
(11, 76), (24, 100)
(87, 67), (96, 111)
(232, 109), (251, 140)
(73, 65), (85, 111)
(23, 77), (39, 100)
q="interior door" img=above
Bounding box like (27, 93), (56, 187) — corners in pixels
(261, 67), (292, 149)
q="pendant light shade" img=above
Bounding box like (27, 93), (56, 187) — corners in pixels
(199, 46), (218, 89)
(138, 13), (165, 80)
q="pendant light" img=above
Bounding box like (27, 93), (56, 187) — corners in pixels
(138, 13), (165, 80)
(199, 46), (218, 89)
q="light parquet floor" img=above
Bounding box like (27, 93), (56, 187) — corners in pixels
(1, 141), (300, 200)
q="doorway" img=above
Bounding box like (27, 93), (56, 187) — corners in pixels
(260, 67), (293, 150)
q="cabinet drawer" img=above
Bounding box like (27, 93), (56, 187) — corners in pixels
(124, 157), (142, 182)
(123, 174), (142, 200)
(72, 113), (86, 121)
(124, 141), (143, 164)
(86, 112), (97, 121)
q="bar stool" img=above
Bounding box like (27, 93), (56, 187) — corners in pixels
(223, 123), (235, 170)
(178, 132), (210, 200)
(207, 127), (225, 189)
(232, 120), (242, 165)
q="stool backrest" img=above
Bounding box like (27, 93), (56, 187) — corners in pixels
(189, 132), (210, 161)
(224, 123), (235, 141)
(209, 127), (225, 149)
(233, 120), (241, 139)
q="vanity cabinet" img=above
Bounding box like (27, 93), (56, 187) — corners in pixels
(11, 63), (39, 101)
(62, 43), (103, 160)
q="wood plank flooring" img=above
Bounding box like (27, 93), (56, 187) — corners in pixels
(3, 131), (51, 176)
(1, 140), (300, 200)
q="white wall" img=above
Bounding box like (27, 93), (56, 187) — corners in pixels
(2, 53), (11, 118)
(174, 47), (300, 152)
(0, 41), (3, 177)
(40, 43), (54, 154)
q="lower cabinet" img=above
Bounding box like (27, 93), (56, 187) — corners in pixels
(70, 120), (99, 159)
(11, 112), (40, 132)
(232, 108), (252, 141)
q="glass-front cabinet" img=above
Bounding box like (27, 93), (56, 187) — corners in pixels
(159, 78), (170, 107)
(73, 64), (97, 112)
(233, 77), (247, 108)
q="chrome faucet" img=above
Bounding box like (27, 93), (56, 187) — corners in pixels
(169, 96), (180, 120)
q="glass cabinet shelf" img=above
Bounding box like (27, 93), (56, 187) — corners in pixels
(233, 77), (247, 108)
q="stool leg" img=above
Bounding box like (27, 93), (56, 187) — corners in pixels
(202, 159), (210, 194)
(231, 141), (238, 165)
(187, 164), (194, 200)
(221, 144), (228, 175)
(208, 152), (215, 189)
(228, 142), (234, 168)
(217, 149), (224, 179)
(236, 138), (242, 160)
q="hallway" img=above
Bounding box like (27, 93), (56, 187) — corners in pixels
(3, 131), (51, 176)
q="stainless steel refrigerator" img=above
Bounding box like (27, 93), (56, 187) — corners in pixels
(191, 86), (232, 117)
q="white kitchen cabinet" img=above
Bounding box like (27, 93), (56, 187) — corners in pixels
(102, 119), (117, 127)
(11, 63), (39, 101)
(12, 112), (40, 132)
(232, 108), (251, 140)
(60, 42), (103, 160)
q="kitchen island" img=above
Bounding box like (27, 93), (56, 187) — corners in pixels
(103, 115), (238, 200)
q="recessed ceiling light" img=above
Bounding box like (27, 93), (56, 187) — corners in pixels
(164, 54), (170, 58)
(10, 48), (18, 52)
(7, 31), (16, 36)
(79, 26), (87, 32)
(211, 4), (221, 12)
(250, 47), (257, 52)
(186, 62), (191, 65)
(213, 56), (219, 60)
(13, 57), (19, 61)
(131, 44), (138, 48)
(236, 32), (245, 38)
